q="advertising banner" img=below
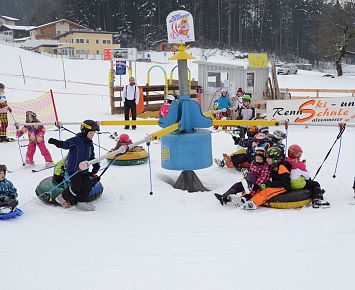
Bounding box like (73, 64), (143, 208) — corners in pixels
(166, 10), (195, 44)
(267, 97), (355, 124)
(248, 53), (268, 68)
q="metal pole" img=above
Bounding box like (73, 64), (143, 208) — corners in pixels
(177, 59), (189, 96)
(18, 55), (26, 85)
(61, 51), (67, 89)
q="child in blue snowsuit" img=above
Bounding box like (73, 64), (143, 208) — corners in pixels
(0, 164), (18, 213)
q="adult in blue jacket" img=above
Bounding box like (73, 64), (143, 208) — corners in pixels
(48, 120), (100, 211)
(217, 89), (231, 110)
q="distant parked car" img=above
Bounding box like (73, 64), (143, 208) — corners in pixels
(277, 64), (298, 75)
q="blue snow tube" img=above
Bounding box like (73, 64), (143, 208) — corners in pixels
(0, 208), (23, 220)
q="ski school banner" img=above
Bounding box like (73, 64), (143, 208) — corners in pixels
(166, 10), (195, 44)
(267, 97), (355, 124)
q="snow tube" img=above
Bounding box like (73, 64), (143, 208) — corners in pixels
(107, 148), (149, 166)
(0, 208), (23, 220)
(35, 176), (103, 205)
(264, 189), (312, 209)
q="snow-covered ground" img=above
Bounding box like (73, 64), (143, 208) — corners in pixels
(1, 43), (355, 290)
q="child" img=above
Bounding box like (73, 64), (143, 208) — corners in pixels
(48, 120), (101, 211)
(286, 144), (330, 208)
(53, 155), (68, 184)
(159, 95), (175, 118)
(0, 164), (18, 214)
(112, 133), (132, 151)
(237, 95), (255, 141)
(214, 147), (270, 205)
(0, 83), (12, 142)
(241, 147), (291, 210)
(269, 130), (287, 155)
(16, 111), (54, 167)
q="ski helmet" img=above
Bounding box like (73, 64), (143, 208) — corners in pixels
(248, 126), (259, 136)
(288, 144), (303, 159)
(266, 147), (283, 165)
(253, 133), (266, 143)
(259, 126), (269, 134)
(166, 95), (175, 101)
(272, 130), (287, 140)
(119, 133), (130, 143)
(0, 83), (4, 89)
(255, 147), (266, 156)
(242, 94), (251, 101)
(0, 164), (7, 175)
(80, 120), (100, 134)
(26, 111), (37, 118)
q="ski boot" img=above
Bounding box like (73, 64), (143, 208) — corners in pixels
(312, 199), (330, 209)
(214, 193), (230, 206)
(214, 158), (225, 168)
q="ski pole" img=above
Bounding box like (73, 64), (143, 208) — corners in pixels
(313, 123), (346, 180)
(332, 123), (344, 178)
(285, 119), (289, 151)
(10, 112), (25, 166)
(147, 141), (153, 195)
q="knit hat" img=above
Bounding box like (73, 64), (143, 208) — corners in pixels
(0, 164), (7, 175)
(119, 133), (130, 143)
(237, 87), (243, 93)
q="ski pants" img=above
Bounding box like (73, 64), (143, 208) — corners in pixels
(0, 196), (18, 209)
(251, 187), (286, 207)
(62, 172), (92, 205)
(26, 142), (53, 164)
(304, 180), (323, 200)
(124, 100), (137, 127)
(0, 113), (8, 138)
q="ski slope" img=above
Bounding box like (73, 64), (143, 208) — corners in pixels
(0, 43), (355, 290)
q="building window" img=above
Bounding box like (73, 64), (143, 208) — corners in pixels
(96, 39), (99, 44)
(86, 39), (89, 43)
(96, 50), (100, 55)
(57, 31), (61, 35)
(80, 39), (84, 43)
(103, 39), (111, 44)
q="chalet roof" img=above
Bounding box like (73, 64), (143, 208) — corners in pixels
(0, 16), (19, 21)
(0, 24), (36, 31)
(30, 19), (87, 31)
(53, 29), (114, 39)
(22, 39), (59, 49)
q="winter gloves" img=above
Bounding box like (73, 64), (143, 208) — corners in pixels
(48, 138), (64, 148)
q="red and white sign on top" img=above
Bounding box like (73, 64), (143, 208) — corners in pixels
(166, 10), (195, 44)
(267, 97), (355, 124)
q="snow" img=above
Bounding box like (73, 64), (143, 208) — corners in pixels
(0, 43), (355, 290)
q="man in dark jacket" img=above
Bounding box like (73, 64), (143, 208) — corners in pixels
(242, 147), (291, 210)
(48, 120), (100, 211)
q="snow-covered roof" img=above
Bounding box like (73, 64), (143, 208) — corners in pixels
(30, 19), (87, 31)
(193, 60), (244, 69)
(0, 15), (19, 21)
(0, 24), (36, 31)
(53, 29), (114, 39)
(13, 36), (31, 42)
(21, 39), (59, 49)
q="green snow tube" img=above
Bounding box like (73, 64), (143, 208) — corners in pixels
(35, 176), (103, 205)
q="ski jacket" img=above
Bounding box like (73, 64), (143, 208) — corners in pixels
(264, 161), (291, 190)
(217, 96), (231, 110)
(0, 94), (10, 114)
(0, 179), (18, 198)
(16, 125), (46, 143)
(285, 157), (310, 190)
(237, 104), (255, 120)
(61, 133), (96, 173)
(249, 162), (270, 186)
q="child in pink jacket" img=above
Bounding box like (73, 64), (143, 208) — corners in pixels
(215, 147), (270, 205)
(16, 111), (53, 166)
